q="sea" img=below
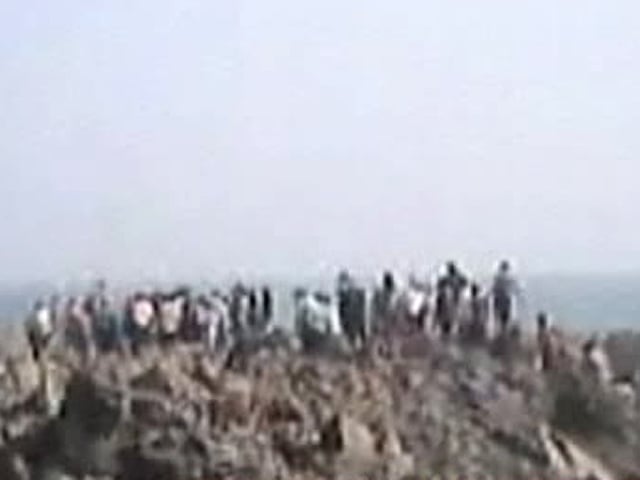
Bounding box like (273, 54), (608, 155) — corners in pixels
(1, 273), (640, 332)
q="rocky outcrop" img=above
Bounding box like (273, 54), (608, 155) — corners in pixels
(0, 331), (638, 480)
(604, 331), (640, 381)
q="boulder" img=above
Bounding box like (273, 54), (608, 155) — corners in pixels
(604, 331), (640, 381)
(118, 444), (188, 480)
(8, 356), (41, 404)
(212, 373), (253, 429)
(320, 414), (377, 468)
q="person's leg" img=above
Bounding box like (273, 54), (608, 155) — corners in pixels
(495, 296), (511, 333)
(28, 331), (40, 361)
(441, 317), (452, 339)
(497, 308), (509, 333)
(358, 318), (367, 348)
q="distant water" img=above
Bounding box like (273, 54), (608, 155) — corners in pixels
(1, 274), (639, 331)
(524, 274), (640, 331)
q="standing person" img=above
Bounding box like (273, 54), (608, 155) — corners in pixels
(440, 261), (469, 312)
(194, 295), (220, 352)
(434, 277), (454, 339)
(433, 261), (469, 338)
(490, 260), (521, 334)
(25, 300), (55, 362)
(65, 296), (96, 363)
(371, 271), (397, 337)
(85, 279), (108, 315)
(464, 283), (489, 343)
(336, 271), (366, 349)
(404, 276), (430, 333)
(208, 292), (230, 352)
(124, 293), (156, 356)
(336, 270), (352, 338)
(229, 283), (247, 343)
(158, 291), (185, 349)
(261, 286), (273, 332)
(581, 336), (613, 386)
(247, 289), (259, 334)
(86, 281), (120, 354)
(350, 286), (367, 347)
(174, 286), (198, 343)
(536, 312), (554, 372)
(294, 289), (340, 352)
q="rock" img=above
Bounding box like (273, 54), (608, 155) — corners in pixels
(0, 326), (639, 480)
(131, 363), (180, 396)
(9, 356), (41, 403)
(0, 449), (30, 480)
(320, 413), (377, 474)
(129, 391), (171, 426)
(55, 375), (122, 476)
(401, 370), (424, 391)
(604, 331), (640, 381)
(385, 451), (415, 480)
(192, 355), (221, 393)
(217, 373), (253, 426)
(118, 445), (188, 480)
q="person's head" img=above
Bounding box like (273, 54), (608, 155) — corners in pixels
(95, 278), (107, 293)
(498, 260), (511, 274)
(49, 294), (60, 307)
(470, 283), (480, 298)
(293, 288), (307, 302)
(536, 312), (548, 331)
(337, 270), (353, 291)
(382, 271), (395, 292)
(446, 261), (457, 276)
(315, 291), (331, 304)
(196, 294), (210, 307)
(582, 337), (597, 356)
(175, 285), (190, 298)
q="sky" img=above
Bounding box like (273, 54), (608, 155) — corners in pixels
(1, 0), (639, 285)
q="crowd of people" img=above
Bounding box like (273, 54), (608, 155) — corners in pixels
(23, 280), (274, 363)
(21, 259), (617, 386)
(291, 260), (617, 386)
(293, 260), (523, 352)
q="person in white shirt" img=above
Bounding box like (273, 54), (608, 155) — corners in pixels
(124, 293), (156, 355)
(195, 293), (230, 353)
(158, 293), (185, 348)
(491, 260), (522, 333)
(65, 296), (96, 363)
(403, 276), (430, 333)
(25, 300), (54, 361)
(294, 289), (341, 352)
(582, 336), (613, 386)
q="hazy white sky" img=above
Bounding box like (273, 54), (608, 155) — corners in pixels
(1, 0), (639, 284)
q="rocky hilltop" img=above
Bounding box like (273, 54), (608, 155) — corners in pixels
(0, 331), (639, 480)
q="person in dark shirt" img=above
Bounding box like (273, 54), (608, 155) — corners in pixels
(465, 283), (489, 343)
(371, 271), (397, 337)
(86, 280), (120, 354)
(247, 289), (259, 332)
(434, 277), (454, 339)
(261, 286), (273, 331)
(433, 261), (469, 338)
(336, 271), (367, 349)
(536, 312), (554, 372)
(441, 261), (469, 309)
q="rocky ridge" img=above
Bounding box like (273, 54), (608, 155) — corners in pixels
(0, 331), (638, 480)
